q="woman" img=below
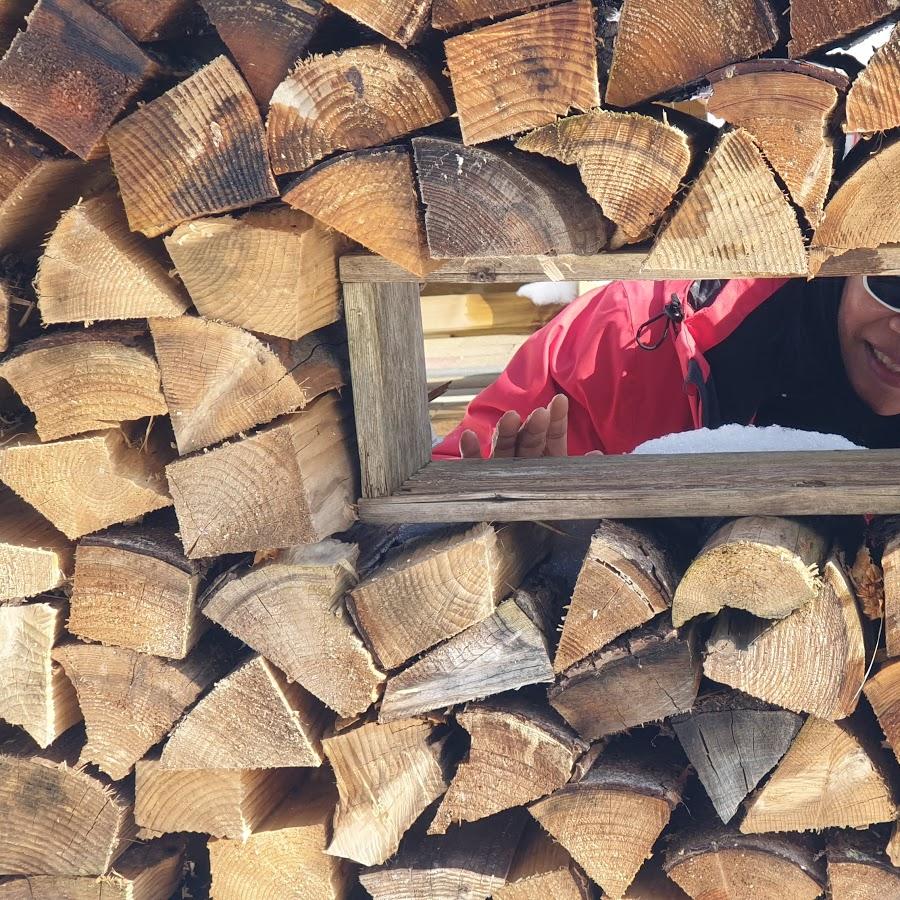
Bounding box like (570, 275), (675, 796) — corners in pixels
(432, 275), (900, 459)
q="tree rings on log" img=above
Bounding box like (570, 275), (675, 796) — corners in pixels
(267, 44), (449, 175)
(788, 0), (899, 57)
(432, 0), (548, 30)
(845, 24), (900, 135)
(327, 0), (431, 47)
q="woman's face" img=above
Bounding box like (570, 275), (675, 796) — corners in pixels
(839, 275), (900, 416)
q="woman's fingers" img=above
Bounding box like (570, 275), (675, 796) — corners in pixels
(516, 406), (551, 458)
(459, 429), (483, 459)
(492, 410), (522, 458)
(544, 394), (569, 457)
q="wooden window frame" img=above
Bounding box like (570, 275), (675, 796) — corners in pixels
(341, 249), (900, 525)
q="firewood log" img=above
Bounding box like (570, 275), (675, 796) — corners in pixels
(810, 137), (900, 275)
(358, 809), (527, 899)
(883, 523), (900, 655)
(202, 541), (383, 717)
(150, 315), (317, 454)
(444, 0), (599, 145)
(198, 0), (326, 105)
(379, 583), (558, 721)
(554, 520), (677, 674)
(282, 146), (435, 277)
(349, 522), (548, 670)
(167, 393), (356, 557)
(53, 634), (231, 780)
(160, 653), (329, 769)
(67, 524), (203, 659)
(664, 827), (825, 900)
(267, 44), (448, 175)
(549, 614), (700, 741)
(789, 0), (898, 57)
(208, 775), (351, 900)
(827, 831), (900, 900)
(672, 517), (826, 627)
(107, 55), (278, 238)
(0, 325), (167, 441)
(671, 691), (802, 823)
(707, 61), (845, 228)
(164, 206), (343, 340)
(0, 837), (185, 900)
(888, 822), (900, 866)
(740, 715), (898, 833)
(412, 137), (610, 258)
(0, 114), (109, 261)
(617, 858), (691, 899)
(846, 24), (900, 135)
(493, 822), (592, 900)
(516, 111), (692, 245)
(529, 742), (687, 899)
(135, 752), (300, 839)
(0, 728), (137, 875)
(326, 0), (430, 46)
(863, 658), (900, 763)
(705, 555), (865, 719)
(0, 428), (172, 540)
(323, 716), (456, 866)
(0, 490), (72, 603)
(432, 0), (546, 30)
(429, 697), (587, 834)
(605, 0), (779, 108)
(37, 192), (190, 325)
(0, 280), (10, 354)
(0, 0), (156, 159)
(0, 601), (81, 747)
(849, 540), (884, 620)
(645, 128), (807, 276)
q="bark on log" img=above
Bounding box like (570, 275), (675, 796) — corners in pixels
(789, 0), (899, 57)
(53, 634), (231, 780)
(845, 24), (900, 135)
(827, 831), (900, 900)
(267, 44), (448, 175)
(672, 517), (826, 627)
(444, 0), (600, 145)
(606, 0), (780, 108)
(0, 490), (72, 603)
(0, 325), (167, 442)
(810, 137), (900, 276)
(167, 393), (357, 557)
(323, 716), (455, 866)
(703, 556), (866, 719)
(164, 206), (344, 340)
(0, 428), (172, 540)
(135, 753), (299, 839)
(378, 583), (558, 721)
(671, 691), (802, 823)
(282, 146), (435, 278)
(349, 522), (548, 670)
(549, 615), (701, 741)
(0, 0), (156, 159)
(429, 698), (586, 834)
(0, 729), (137, 876)
(68, 524), (203, 659)
(888, 822), (900, 866)
(516, 111), (692, 245)
(740, 715), (898, 833)
(645, 128), (807, 276)
(554, 520), (677, 674)
(326, 0), (430, 46)
(36, 192), (191, 325)
(107, 55), (278, 238)
(529, 744), (687, 899)
(202, 540), (384, 718)
(0, 601), (81, 747)
(849, 540), (884, 621)
(198, 0), (326, 105)
(412, 137), (610, 258)
(707, 61), (845, 228)
(208, 775), (351, 900)
(160, 653), (329, 769)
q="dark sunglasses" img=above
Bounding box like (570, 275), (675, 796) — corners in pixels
(863, 275), (900, 312)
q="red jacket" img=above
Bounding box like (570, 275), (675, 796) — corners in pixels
(433, 277), (788, 459)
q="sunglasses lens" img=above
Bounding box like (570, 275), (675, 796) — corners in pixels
(867, 276), (900, 311)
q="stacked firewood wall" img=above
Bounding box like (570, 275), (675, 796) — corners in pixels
(0, 0), (898, 898)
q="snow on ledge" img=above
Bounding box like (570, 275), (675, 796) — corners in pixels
(631, 425), (864, 455)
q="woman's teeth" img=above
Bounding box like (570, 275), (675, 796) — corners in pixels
(873, 345), (900, 374)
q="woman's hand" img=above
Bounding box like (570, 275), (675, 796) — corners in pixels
(459, 394), (570, 458)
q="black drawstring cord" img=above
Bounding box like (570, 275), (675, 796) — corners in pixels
(636, 294), (685, 351)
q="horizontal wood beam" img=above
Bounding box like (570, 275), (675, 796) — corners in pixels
(339, 247), (900, 284)
(357, 451), (900, 523)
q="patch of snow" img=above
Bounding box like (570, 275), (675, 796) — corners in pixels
(517, 282), (580, 306)
(631, 424), (864, 455)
